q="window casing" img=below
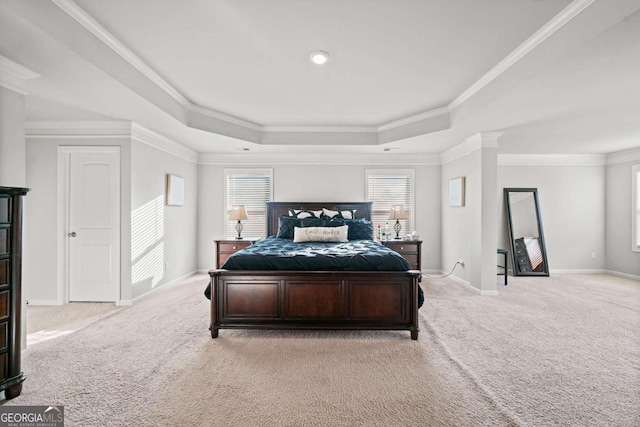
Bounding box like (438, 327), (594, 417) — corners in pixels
(224, 169), (273, 239)
(366, 169), (415, 237)
(633, 165), (640, 252)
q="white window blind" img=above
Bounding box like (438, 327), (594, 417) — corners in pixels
(366, 169), (415, 238)
(225, 169), (273, 239)
(634, 165), (640, 251)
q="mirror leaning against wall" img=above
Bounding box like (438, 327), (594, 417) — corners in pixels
(504, 188), (549, 276)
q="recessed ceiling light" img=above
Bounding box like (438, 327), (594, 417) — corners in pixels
(310, 50), (330, 65)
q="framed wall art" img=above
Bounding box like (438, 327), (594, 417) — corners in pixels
(448, 177), (465, 207)
(166, 174), (185, 206)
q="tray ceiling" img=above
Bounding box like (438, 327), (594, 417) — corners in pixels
(1, 0), (639, 154)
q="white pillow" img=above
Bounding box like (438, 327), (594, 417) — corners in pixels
(289, 209), (323, 218)
(293, 225), (349, 243)
(322, 208), (355, 219)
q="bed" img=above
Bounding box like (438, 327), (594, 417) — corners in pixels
(207, 202), (422, 339)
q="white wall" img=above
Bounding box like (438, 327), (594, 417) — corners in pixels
(25, 136), (132, 304)
(605, 156), (640, 277)
(0, 87), (26, 187)
(497, 164), (606, 272)
(130, 139), (198, 299)
(137, 148), (640, 286)
(440, 139), (498, 294)
(24, 138), (59, 303)
(441, 154), (475, 283)
(24, 128), (632, 309)
(25, 132), (198, 304)
(197, 163), (441, 272)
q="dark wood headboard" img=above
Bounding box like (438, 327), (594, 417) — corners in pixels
(266, 202), (372, 236)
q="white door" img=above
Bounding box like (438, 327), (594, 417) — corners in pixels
(68, 149), (120, 302)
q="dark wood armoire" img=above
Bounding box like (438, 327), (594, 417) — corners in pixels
(0, 186), (29, 399)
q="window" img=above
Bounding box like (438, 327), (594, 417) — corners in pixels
(366, 169), (415, 237)
(225, 169), (273, 239)
(633, 165), (640, 252)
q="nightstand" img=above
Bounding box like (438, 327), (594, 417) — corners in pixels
(382, 240), (422, 271)
(215, 239), (257, 268)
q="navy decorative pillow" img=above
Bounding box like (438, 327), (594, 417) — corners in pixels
(277, 216), (301, 239)
(324, 219), (345, 227)
(348, 220), (374, 240)
(299, 218), (326, 228)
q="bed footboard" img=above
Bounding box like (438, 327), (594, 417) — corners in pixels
(208, 269), (422, 340)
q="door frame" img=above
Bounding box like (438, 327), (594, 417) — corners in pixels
(57, 146), (121, 304)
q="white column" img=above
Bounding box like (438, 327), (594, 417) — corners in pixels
(0, 55), (39, 187)
(466, 132), (502, 294)
(0, 55), (38, 352)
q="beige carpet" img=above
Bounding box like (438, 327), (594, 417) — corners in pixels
(27, 302), (121, 334)
(26, 302), (122, 346)
(2, 273), (639, 426)
(423, 273), (640, 427)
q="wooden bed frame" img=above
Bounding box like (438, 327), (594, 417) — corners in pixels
(208, 202), (421, 339)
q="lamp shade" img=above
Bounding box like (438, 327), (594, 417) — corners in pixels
(388, 205), (407, 220)
(229, 205), (248, 221)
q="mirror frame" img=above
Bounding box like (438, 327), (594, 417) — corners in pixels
(504, 188), (549, 277)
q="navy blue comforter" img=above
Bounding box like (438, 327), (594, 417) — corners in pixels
(222, 236), (410, 271)
(205, 237), (424, 307)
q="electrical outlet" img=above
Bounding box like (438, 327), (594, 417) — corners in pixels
(164, 262), (169, 271)
(458, 259), (464, 267)
(591, 252), (596, 260)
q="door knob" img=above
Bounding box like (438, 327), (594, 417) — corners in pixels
(68, 231), (77, 237)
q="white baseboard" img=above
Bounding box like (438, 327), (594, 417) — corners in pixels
(439, 273), (499, 296)
(550, 269), (607, 274)
(604, 270), (640, 281)
(26, 299), (61, 306)
(549, 269), (640, 281)
(196, 269), (210, 274)
(129, 270), (200, 305)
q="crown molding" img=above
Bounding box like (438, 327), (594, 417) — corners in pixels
(377, 107), (451, 132)
(26, 120), (132, 136)
(25, 120), (198, 163)
(498, 153), (606, 166)
(606, 148), (640, 165)
(440, 132), (503, 165)
(0, 55), (39, 95)
(131, 124), (199, 164)
(188, 103), (262, 131)
(464, 132), (503, 148)
(198, 152), (441, 166)
(448, 0), (595, 111)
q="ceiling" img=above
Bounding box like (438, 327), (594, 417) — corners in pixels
(1, 0), (639, 155)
